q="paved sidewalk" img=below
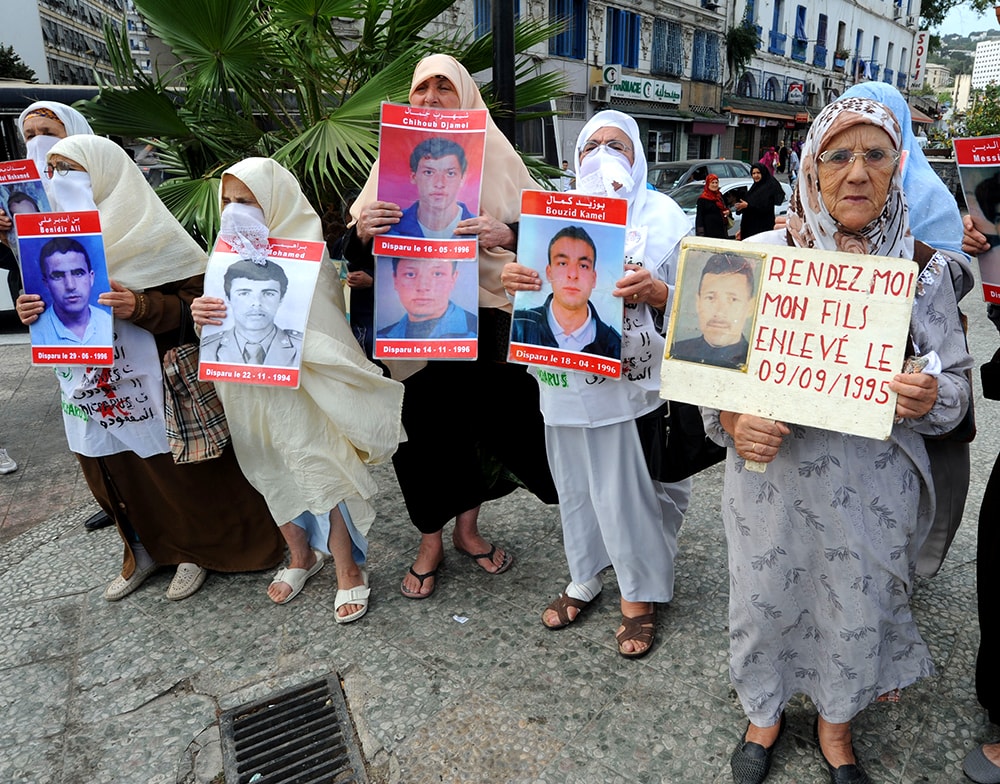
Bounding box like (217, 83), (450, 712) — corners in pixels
(0, 306), (997, 783)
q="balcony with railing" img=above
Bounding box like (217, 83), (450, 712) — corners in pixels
(813, 44), (827, 69)
(768, 30), (787, 56)
(883, 68), (894, 84)
(896, 72), (907, 89)
(791, 38), (807, 62)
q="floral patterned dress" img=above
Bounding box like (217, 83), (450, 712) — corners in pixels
(704, 251), (972, 725)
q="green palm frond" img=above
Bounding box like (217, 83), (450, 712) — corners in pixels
(90, 0), (570, 241)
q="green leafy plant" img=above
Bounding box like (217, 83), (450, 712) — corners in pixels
(964, 85), (1000, 137)
(725, 19), (759, 84)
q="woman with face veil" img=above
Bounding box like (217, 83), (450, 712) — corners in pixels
(16, 136), (284, 601)
(192, 158), (404, 621)
(343, 54), (557, 599)
(706, 98), (972, 784)
(502, 109), (692, 658)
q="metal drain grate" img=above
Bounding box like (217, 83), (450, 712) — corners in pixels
(219, 674), (368, 784)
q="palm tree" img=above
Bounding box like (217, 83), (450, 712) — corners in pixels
(83, 0), (565, 242)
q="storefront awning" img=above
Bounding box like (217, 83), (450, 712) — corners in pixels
(909, 104), (935, 124)
(722, 95), (805, 121)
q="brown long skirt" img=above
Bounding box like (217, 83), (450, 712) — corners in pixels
(78, 445), (284, 579)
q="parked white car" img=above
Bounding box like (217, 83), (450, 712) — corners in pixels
(667, 177), (792, 239)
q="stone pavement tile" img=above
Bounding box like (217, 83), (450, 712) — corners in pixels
(69, 623), (211, 724)
(0, 658), (71, 746)
(0, 594), (82, 668)
(531, 747), (636, 784)
(340, 641), (467, 757)
(393, 689), (565, 783)
(567, 675), (736, 781)
(366, 586), (533, 680)
(901, 626), (990, 782)
(0, 730), (65, 784)
(61, 691), (218, 784)
(0, 528), (110, 603)
(479, 632), (634, 738)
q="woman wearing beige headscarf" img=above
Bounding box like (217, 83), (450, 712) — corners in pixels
(16, 136), (283, 602)
(191, 157), (404, 621)
(343, 54), (557, 599)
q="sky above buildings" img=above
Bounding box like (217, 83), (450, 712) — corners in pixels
(937, 3), (995, 36)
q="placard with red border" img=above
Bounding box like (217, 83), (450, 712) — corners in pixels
(15, 210), (114, 366)
(507, 190), (628, 379)
(373, 103), (487, 260)
(954, 136), (1000, 303)
(197, 236), (324, 389)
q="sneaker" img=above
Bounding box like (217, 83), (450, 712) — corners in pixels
(0, 449), (16, 475)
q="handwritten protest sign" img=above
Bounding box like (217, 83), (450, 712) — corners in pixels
(15, 210), (114, 366)
(507, 190), (628, 379)
(198, 236), (323, 389)
(373, 103), (487, 260)
(954, 135), (1000, 303)
(661, 238), (916, 440)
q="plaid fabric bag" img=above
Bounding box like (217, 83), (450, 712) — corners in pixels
(162, 342), (230, 464)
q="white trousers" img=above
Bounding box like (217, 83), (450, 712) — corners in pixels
(544, 420), (691, 603)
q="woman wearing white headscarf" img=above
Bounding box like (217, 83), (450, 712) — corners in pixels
(706, 97), (971, 784)
(191, 158), (404, 621)
(16, 136), (283, 602)
(1, 101), (113, 529)
(502, 110), (692, 658)
(344, 54), (557, 599)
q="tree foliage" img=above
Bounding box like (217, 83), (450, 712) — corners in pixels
(0, 45), (37, 82)
(80, 0), (566, 242)
(921, 0), (996, 28)
(725, 18), (759, 87)
(964, 85), (1000, 137)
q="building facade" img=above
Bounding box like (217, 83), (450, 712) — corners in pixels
(440, 0), (923, 169)
(0, 0), (128, 84)
(972, 39), (1000, 89)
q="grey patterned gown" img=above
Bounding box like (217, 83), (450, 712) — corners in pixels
(704, 251), (973, 725)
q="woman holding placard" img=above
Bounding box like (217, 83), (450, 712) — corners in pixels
(344, 54), (557, 600)
(15, 136), (284, 602)
(705, 98), (972, 784)
(501, 110), (692, 658)
(191, 158), (404, 620)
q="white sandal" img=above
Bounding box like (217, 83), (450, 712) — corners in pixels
(268, 549), (325, 604)
(334, 570), (370, 624)
(166, 563), (208, 601)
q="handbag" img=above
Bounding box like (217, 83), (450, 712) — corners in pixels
(982, 346), (1000, 401)
(162, 303), (230, 464)
(635, 400), (726, 483)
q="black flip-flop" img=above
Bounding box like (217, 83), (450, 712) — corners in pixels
(455, 543), (513, 575)
(400, 566), (439, 599)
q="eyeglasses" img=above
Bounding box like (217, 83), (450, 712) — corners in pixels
(45, 161), (82, 179)
(817, 148), (900, 171)
(581, 139), (633, 156)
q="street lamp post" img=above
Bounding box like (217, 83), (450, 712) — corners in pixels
(492, 1), (516, 143)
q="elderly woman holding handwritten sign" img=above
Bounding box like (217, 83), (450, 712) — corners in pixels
(16, 136), (283, 602)
(502, 110), (692, 658)
(343, 54), (557, 599)
(704, 98), (972, 784)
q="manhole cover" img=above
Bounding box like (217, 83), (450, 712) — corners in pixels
(219, 675), (368, 783)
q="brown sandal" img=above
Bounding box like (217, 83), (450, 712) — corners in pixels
(542, 593), (593, 630)
(615, 611), (656, 658)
